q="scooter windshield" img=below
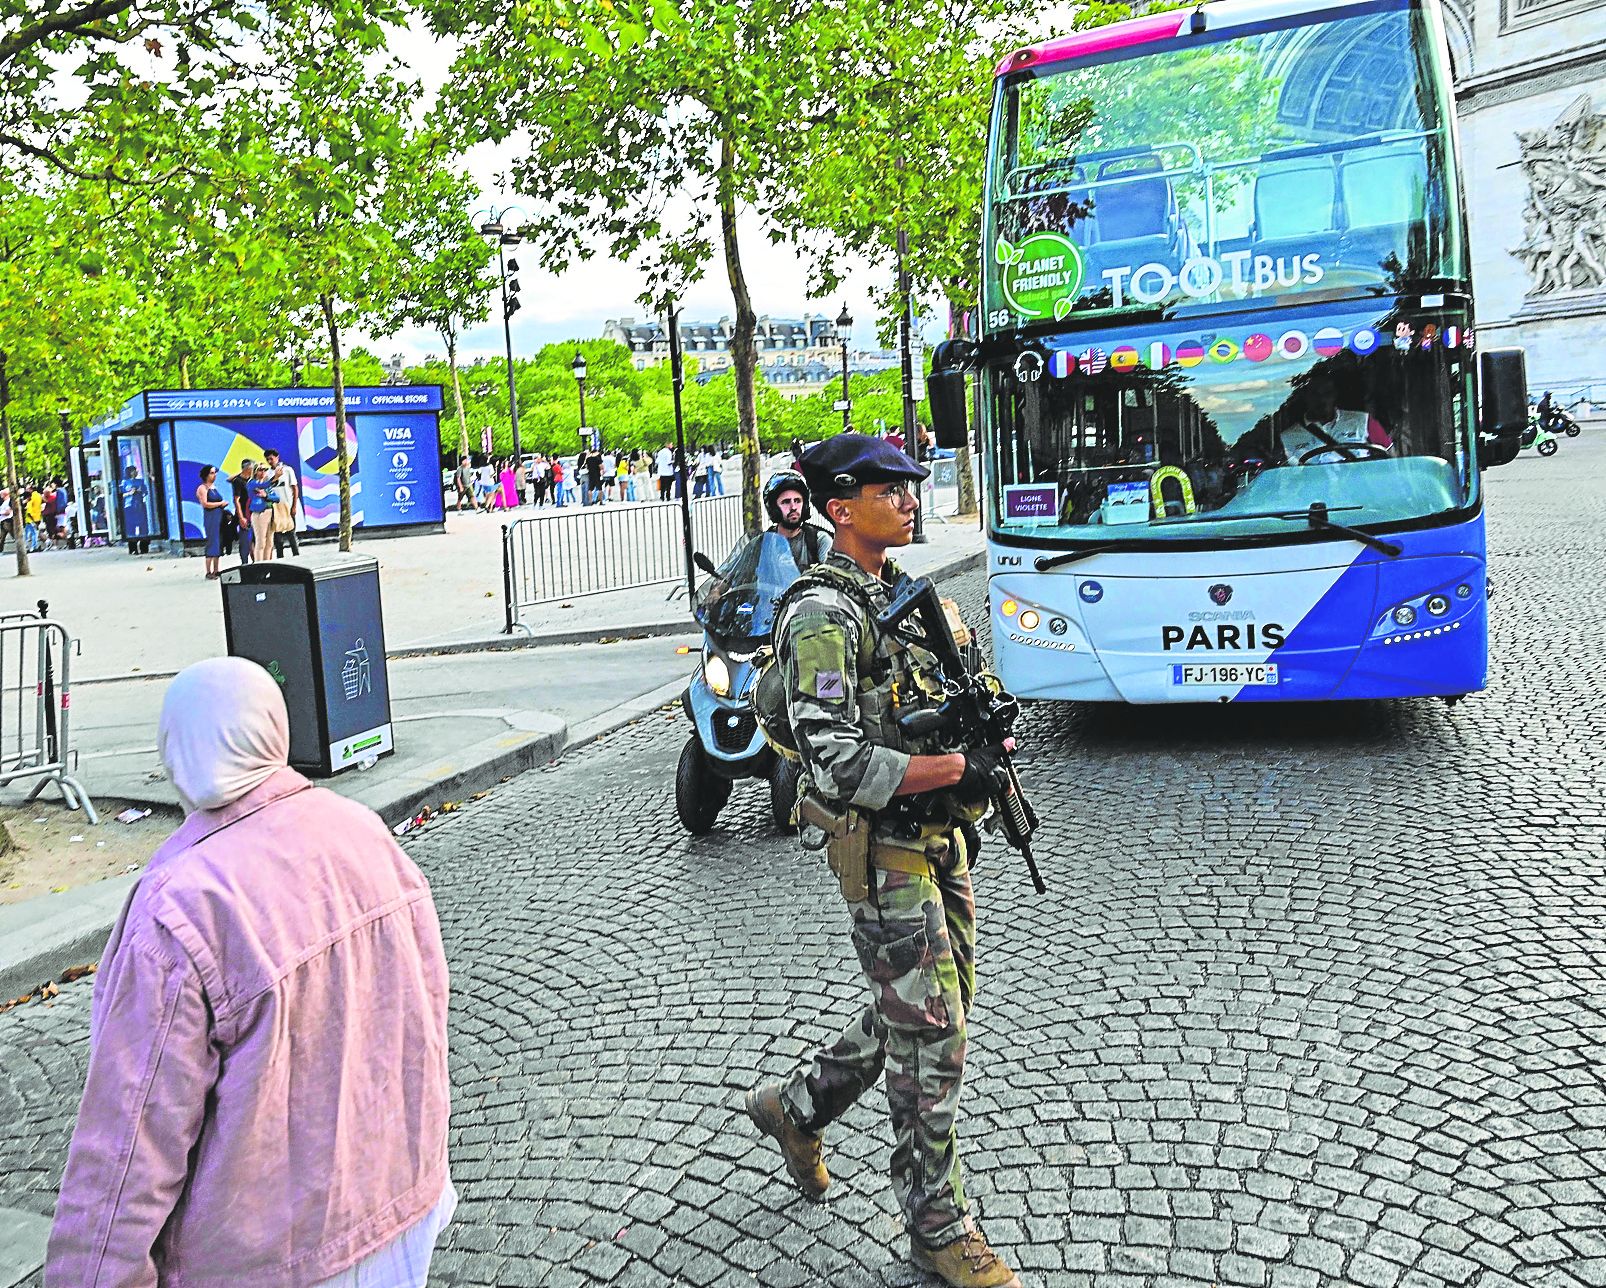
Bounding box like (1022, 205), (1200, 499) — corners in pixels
(694, 531), (802, 641)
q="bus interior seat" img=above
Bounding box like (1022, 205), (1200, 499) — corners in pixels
(1082, 152), (1183, 285)
(1337, 144), (1428, 270)
(1252, 155), (1340, 264)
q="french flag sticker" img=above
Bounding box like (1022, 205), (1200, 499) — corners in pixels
(1049, 350), (1074, 378)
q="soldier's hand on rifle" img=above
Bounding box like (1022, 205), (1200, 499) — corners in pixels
(957, 741), (1015, 800)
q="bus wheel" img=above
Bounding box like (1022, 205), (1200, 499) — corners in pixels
(676, 736), (731, 833)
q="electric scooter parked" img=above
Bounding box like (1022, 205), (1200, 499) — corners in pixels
(675, 530), (803, 834)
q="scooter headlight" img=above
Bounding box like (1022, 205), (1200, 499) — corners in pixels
(704, 653), (732, 697)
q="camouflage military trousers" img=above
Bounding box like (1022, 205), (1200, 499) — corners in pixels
(780, 830), (976, 1248)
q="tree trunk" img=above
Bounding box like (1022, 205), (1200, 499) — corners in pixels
(718, 135), (762, 537)
(444, 328), (470, 460)
(0, 352), (30, 577)
(320, 293), (354, 552)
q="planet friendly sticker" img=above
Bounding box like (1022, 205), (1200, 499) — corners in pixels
(996, 232), (1086, 321)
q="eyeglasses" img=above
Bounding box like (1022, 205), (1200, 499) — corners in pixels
(860, 482), (914, 505)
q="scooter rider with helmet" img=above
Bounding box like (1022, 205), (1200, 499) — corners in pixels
(764, 470), (831, 571)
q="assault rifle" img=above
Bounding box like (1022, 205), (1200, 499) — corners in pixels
(877, 575), (1046, 893)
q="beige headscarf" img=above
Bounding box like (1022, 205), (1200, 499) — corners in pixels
(158, 657), (289, 815)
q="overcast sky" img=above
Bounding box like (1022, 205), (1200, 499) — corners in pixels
(369, 28), (910, 366)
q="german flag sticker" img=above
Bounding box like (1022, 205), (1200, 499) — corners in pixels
(1176, 340), (1206, 368)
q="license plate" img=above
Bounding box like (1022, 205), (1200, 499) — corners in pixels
(1171, 662), (1279, 687)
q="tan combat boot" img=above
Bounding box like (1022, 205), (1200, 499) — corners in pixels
(743, 1084), (828, 1200)
(911, 1227), (1022, 1288)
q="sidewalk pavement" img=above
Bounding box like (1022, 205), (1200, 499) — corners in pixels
(0, 1206), (48, 1288)
(9, 463), (980, 683)
(0, 534), (983, 1006)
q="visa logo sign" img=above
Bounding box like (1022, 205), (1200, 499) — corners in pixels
(384, 428), (414, 442)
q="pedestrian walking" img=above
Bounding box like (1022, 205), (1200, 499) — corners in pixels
(584, 448), (605, 505)
(0, 487), (11, 554)
(711, 444), (726, 495)
(453, 458), (474, 511)
(263, 450), (302, 557)
(515, 457), (529, 507)
(551, 457), (567, 507)
(745, 433), (1022, 1288)
(196, 465), (228, 579)
(231, 459), (255, 567)
(475, 462), (495, 510)
(24, 485), (45, 552)
(45, 656), (454, 1287)
(656, 442), (675, 500)
(496, 459), (517, 511)
(248, 462), (277, 562)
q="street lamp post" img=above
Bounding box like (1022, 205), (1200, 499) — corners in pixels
(836, 304), (853, 432)
(57, 405), (76, 549)
(477, 208), (526, 464)
(572, 350), (588, 445)
(896, 226), (926, 543)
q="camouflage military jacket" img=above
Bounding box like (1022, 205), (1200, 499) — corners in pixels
(776, 552), (949, 821)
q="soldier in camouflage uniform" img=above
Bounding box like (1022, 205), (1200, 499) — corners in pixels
(744, 435), (1022, 1288)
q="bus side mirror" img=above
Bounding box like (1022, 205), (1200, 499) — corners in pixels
(1478, 347), (1527, 468)
(929, 339), (977, 451)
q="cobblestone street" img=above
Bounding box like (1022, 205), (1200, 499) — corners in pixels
(2, 439), (1603, 1288)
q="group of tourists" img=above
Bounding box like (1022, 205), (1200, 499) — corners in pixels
(193, 452), (301, 579)
(0, 477), (73, 554)
(448, 443), (731, 513)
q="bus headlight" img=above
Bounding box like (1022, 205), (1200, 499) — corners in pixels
(1425, 595), (1450, 617)
(704, 653), (731, 696)
(1001, 599), (1018, 617)
(1018, 610), (1040, 631)
(1392, 605), (1416, 626)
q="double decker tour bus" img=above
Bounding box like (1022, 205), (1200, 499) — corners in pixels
(928, 0), (1529, 704)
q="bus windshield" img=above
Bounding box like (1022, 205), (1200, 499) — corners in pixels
(984, 2), (1463, 326)
(984, 302), (1478, 544)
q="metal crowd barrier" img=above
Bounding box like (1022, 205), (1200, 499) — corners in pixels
(0, 602), (97, 823)
(502, 494), (744, 633)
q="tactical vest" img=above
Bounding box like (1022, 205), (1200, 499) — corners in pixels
(752, 560), (950, 764)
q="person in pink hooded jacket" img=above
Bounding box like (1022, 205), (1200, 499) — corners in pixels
(47, 656), (454, 1287)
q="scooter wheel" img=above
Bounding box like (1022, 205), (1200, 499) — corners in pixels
(1538, 438), (1559, 457)
(676, 736), (731, 833)
(1566, 424), (1581, 437)
(769, 755), (801, 832)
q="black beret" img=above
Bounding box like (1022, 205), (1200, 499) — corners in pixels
(800, 433), (929, 497)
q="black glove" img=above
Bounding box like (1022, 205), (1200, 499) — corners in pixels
(956, 744), (1010, 801)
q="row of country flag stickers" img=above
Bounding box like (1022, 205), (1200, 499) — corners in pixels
(1046, 323), (1474, 377)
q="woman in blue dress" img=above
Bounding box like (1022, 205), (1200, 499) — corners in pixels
(196, 465), (227, 579)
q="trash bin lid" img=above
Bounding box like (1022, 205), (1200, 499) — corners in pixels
(236, 553), (379, 585)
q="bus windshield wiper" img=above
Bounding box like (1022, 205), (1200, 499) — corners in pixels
(1303, 502), (1401, 557)
(1031, 502), (1399, 565)
(1034, 544), (1123, 571)
(1157, 502), (1400, 556)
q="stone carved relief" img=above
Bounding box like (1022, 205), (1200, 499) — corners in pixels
(1513, 95), (1606, 297)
